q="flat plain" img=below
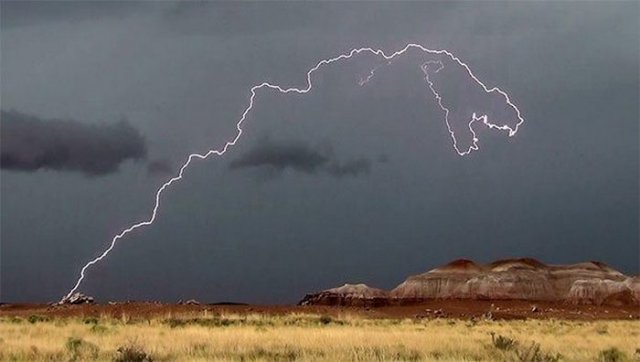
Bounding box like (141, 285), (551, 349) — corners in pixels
(1, 301), (638, 361)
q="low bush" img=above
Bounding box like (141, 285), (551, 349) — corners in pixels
(515, 341), (561, 362)
(65, 337), (99, 361)
(319, 315), (333, 325)
(490, 332), (516, 351)
(598, 347), (627, 362)
(27, 315), (49, 324)
(490, 332), (560, 362)
(114, 342), (152, 362)
(83, 317), (99, 325)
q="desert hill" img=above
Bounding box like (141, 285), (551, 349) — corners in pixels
(298, 283), (389, 307)
(299, 258), (640, 306)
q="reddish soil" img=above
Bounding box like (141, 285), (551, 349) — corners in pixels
(1, 300), (638, 321)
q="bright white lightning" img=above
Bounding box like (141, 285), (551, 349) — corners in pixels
(63, 43), (525, 300)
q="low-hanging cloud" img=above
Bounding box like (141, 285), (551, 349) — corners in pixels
(147, 159), (173, 176)
(229, 139), (370, 178)
(1, 110), (147, 176)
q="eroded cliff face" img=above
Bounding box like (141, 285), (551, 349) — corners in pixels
(391, 259), (557, 301)
(300, 259), (640, 306)
(625, 277), (640, 301)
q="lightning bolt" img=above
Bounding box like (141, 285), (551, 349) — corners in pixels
(421, 59), (482, 156)
(62, 43), (525, 301)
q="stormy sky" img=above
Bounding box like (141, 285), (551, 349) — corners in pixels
(1, 110), (147, 176)
(1, 2), (638, 303)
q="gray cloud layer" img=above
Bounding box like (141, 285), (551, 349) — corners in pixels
(147, 159), (173, 176)
(0, 1), (144, 29)
(1, 110), (147, 176)
(229, 139), (370, 178)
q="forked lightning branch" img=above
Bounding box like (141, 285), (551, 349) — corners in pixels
(63, 43), (526, 301)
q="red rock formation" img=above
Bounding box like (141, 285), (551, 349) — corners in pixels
(624, 276), (640, 301)
(300, 259), (639, 306)
(549, 261), (627, 298)
(390, 259), (486, 300)
(390, 258), (559, 301)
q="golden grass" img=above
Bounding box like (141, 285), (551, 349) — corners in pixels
(0, 312), (638, 361)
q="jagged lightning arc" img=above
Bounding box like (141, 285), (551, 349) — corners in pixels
(63, 43), (525, 300)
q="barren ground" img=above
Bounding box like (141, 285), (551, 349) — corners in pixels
(2, 300), (638, 320)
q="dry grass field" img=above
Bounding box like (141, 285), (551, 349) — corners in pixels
(0, 311), (638, 361)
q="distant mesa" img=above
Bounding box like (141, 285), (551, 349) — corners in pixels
(299, 258), (640, 307)
(177, 299), (201, 306)
(299, 284), (389, 307)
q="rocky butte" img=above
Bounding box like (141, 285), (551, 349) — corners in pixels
(298, 258), (640, 307)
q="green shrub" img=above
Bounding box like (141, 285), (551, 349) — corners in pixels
(319, 315), (333, 325)
(114, 343), (152, 362)
(83, 317), (99, 325)
(27, 315), (49, 324)
(490, 333), (560, 362)
(490, 332), (516, 351)
(598, 347), (627, 362)
(65, 337), (99, 361)
(515, 341), (561, 362)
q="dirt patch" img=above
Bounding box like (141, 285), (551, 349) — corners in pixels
(1, 300), (638, 321)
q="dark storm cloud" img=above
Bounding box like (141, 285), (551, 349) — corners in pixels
(229, 140), (370, 178)
(229, 140), (328, 173)
(0, 110), (147, 176)
(147, 159), (173, 176)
